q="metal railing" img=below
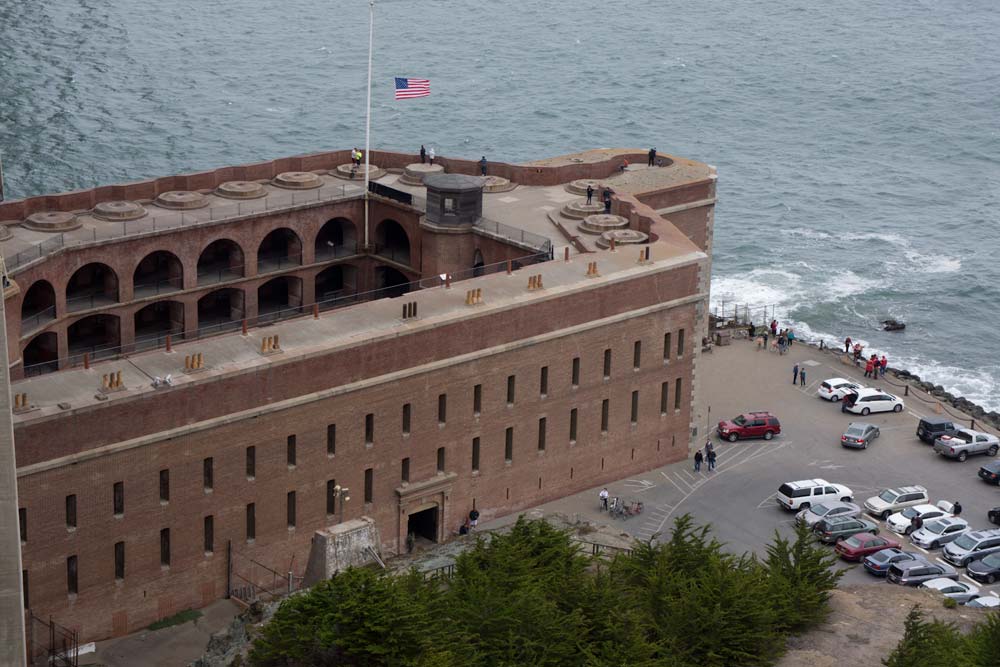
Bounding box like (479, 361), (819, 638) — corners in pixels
(21, 305), (56, 333)
(314, 241), (360, 262)
(65, 291), (118, 313)
(256, 251), (303, 274)
(132, 276), (183, 298)
(474, 217), (553, 255)
(25, 612), (78, 667)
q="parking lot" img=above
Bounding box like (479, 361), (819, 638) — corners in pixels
(504, 338), (1000, 598)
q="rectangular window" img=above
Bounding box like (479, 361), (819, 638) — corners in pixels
(203, 457), (214, 490)
(18, 508), (26, 543)
(67, 555), (78, 595)
(660, 381), (669, 414)
(438, 394), (447, 424)
(633, 340), (642, 369)
(287, 491), (296, 529)
(472, 437), (481, 472)
(675, 378), (683, 410)
(539, 366), (549, 396)
(663, 332), (672, 362)
(437, 447), (446, 473)
(113, 481), (124, 516)
(287, 435), (296, 467)
(631, 390), (639, 424)
(326, 480), (337, 515)
(537, 417), (547, 451)
(603, 349), (612, 378)
(160, 528), (170, 567)
(365, 413), (374, 445)
(571, 357), (580, 387)
(402, 403), (411, 435)
(473, 384), (482, 415)
(570, 408), (578, 442)
(364, 468), (374, 504)
(327, 424), (337, 455)
(246, 503), (256, 541)
(505, 427), (514, 463)
(159, 469), (170, 503)
(22, 570), (28, 609)
(506, 375), (516, 405)
(401, 457), (410, 483)
(246, 446), (256, 478)
(601, 399), (610, 432)
(114, 541), (125, 580)
(66, 495), (77, 529)
(677, 329), (685, 358)
(204, 516), (214, 553)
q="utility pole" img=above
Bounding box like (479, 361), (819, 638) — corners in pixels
(363, 0), (375, 250)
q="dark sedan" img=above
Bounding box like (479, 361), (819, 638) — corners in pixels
(967, 552), (1000, 585)
(980, 461), (1000, 485)
(863, 548), (926, 577)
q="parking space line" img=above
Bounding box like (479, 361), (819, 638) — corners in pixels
(963, 575), (980, 586)
(911, 545), (929, 555)
(660, 472), (688, 495)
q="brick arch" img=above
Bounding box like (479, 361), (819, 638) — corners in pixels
(21, 278), (57, 329)
(132, 250), (184, 298)
(66, 262), (120, 312)
(197, 238), (246, 285)
(315, 217), (359, 261)
(374, 218), (411, 266)
(256, 228), (303, 274)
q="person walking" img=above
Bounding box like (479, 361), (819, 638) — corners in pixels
(420, 145), (426, 164)
(910, 515), (923, 534)
(707, 449), (717, 471)
(880, 355), (888, 377)
(793, 363), (800, 385)
(845, 336), (852, 353)
(693, 450), (703, 472)
(586, 184), (594, 205)
(748, 322), (756, 338)
(770, 320), (778, 337)
(648, 147), (657, 167)
(799, 368), (806, 387)
(479, 156), (488, 176)
(704, 440), (714, 459)
(428, 146), (435, 165)
(599, 487), (609, 511)
(762, 331), (769, 350)
(787, 329), (795, 346)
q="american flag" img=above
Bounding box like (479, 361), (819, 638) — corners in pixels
(394, 77), (430, 100)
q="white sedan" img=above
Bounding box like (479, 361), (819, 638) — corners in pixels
(844, 388), (905, 415)
(817, 378), (864, 401)
(886, 502), (954, 535)
(921, 578), (980, 604)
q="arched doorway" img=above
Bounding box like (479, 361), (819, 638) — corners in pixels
(133, 250), (183, 298)
(198, 239), (245, 285)
(316, 265), (359, 310)
(257, 276), (303, 321)
(21, 279), (56, 331)
(198, 288), (245, 334)
(315, 218), (358, 261)
(257, 228), (303, 274)
(68, 314), (120, 360)
(66, 263), (119, 313)
(374, 265), (411, 299)
(374, 219), (411, 265)
(134, 301), (185, 350)
(22, 332), (58, 377)
(472, 249), (485, 277)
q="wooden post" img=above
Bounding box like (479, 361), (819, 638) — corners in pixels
(564, 247), (569, 262)
(165, 334), (172, 353)
(83, 352), (90, 370)
(241, 319), (248, 336)
(313, 303), (319, 319)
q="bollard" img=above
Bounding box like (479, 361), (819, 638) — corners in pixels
(115, 370), (123, 388)
(241, 319), (248, 335)
(313, 304), (319, 319)
(261, 339), (268, 353)
(506, 259), (512, 275)
(165, 334), (172, 353)
(610, 237), (616, 251)
(184, 355), (191, 370)
(273, 335), (279, 350)
(645, 246), (651, 261)
(102, 374), (110, 390)
(13, 394), (20, 410)
(83, 352), (90, 370)
(445, 274), (451, 289)
(904, 385), (909, 396)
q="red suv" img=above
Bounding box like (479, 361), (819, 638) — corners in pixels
(717, 412), (781, 442)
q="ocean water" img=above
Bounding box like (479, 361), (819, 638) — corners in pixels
(1, 0), (998, 408)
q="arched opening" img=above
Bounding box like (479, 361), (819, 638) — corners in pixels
(197, 239), (245, 285)
(198, 288), (245, 334)
(133, 250), (183, 298)
(258, 276), (303, 321)
(21, 279), (56, 331)
(316, 265), (359, 310)
(22, 332), (58, 377)
(472, 248), (485, 277)
(315, 218), (358, 261)
(257, 228), (303, 274)
(68, 314), (120, 360)
(374, 219), (411, 265)
(66, 263), (119, 313)
(374, 265), (411, 299)
(133, 301), (185, 350)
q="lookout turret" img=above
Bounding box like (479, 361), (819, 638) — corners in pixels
(423, 173), (483, 227)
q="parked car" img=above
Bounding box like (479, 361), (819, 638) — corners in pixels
(911, 517), (970, 550)
(966, 552), (1000, 585)
(864, 486), (930, 520)
(886, 502), (954, 535)
(777, 479), (853, 511)
(965, 595), (1000, 609)
(886, 560), (959, 586)
(717, 412), (781, 442)
(920, 578), (980, 604)
(841, 422), (879, 449)
(991, 507), (1000, 525)
(844, 388), (904, 416)
(917, 417), (959, 445)
(796, 501), (861, 528)
(818, 378), (864, 402)
(943, 529), (1000, 567)
(980, 461), (1000, 484)
(933, 429), (1000, 462)
(834, 532), (899, 560)
(863, 548), (927, 577)
(814, 516), (879, 544)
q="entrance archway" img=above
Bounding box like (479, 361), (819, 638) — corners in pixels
(68, 314), (120, 360)
(22, 332), (58, 376)
(407, 505), (439, 544)
(134, 301), (185, 350)
(66, 263), (119, 312)
(21, 279), (56, 331)
(257, 276), (303, 320)
(374, 219), (411, 265)
(315, 218), (358, 261)
(198, 239), (245, 285)
(316, 265), (359, 309)
(374, 265), (410, 298)
(198, 288), (245, 333)
(133, 250), (183, 298)
(257, 228), (303, 273)
(472, 248), (485, 277)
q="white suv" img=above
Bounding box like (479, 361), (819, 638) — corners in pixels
(864, 485), (929, 520)
(776, 479), (854, 511)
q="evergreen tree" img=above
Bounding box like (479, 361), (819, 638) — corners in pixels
(764, 520), (844, 633)
(882, 606), (973, 667)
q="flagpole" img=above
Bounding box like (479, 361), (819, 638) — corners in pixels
(363, 0), (374, 250)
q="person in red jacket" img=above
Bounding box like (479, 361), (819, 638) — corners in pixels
(880, 355), (888, 377)
(864, 358), (875, 378)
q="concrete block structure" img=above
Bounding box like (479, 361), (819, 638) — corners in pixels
(0, 147), (716, 644)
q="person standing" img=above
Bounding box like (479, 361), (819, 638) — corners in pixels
(748, 322), (756, 338)
(602, 187), (612, 214)
(693, 449), (703, 472)
(864, 357), (874, 378)
(880, 355), (888, 377)
(770, 320), (778, 337)
(479, 156), (488, 176)
(793, 363), (800, 385)
(953, 501), (962, 517)
(787, 329), (795, 346)
(845, 337), (852, 353)
(648, 147), (657, 166)
(707, 449), (717, 471)
(910, 515), (923, 534)
(428, 146), (435, 165)
(468, 508), (480, 530)
(586, 184), (594, 205)
(799, 368), (806, 387)
(599, 487), (609, 511)
(420, 145), (427, 164)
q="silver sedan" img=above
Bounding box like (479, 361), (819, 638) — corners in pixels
(841, 422), (879, 449)
(796, 501), (862, 528)
(921, 578), (981, 604)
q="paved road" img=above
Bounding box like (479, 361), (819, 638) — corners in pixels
(494, 339), (1000, 598)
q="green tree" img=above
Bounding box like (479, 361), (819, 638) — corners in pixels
(764, 519), (844, 633)
(965, 610), (1000, 666)
(882, 606), (972, 667)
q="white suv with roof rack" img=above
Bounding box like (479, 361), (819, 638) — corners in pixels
(776, 479), (854, 511)
(864, 485), (929, 520)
